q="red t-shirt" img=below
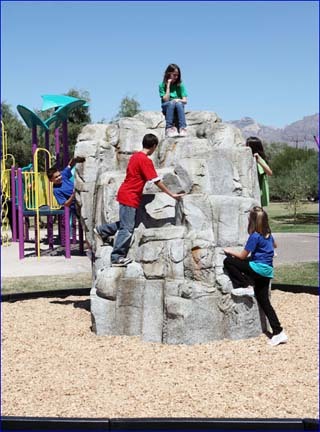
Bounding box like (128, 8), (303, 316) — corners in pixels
(117, 151), (160, 208)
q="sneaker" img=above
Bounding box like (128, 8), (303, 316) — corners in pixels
(269, 331), (288, 346)
(93, 227), (102, 241)
(231, 286), (255, 297)
(111, 257), (132, 267)
(166, 127), (178, 138)
(179, 128), (187, 137)
(93, 227), (113, 245)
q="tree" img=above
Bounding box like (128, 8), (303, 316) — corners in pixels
(114, 96), (141, 120)
(272, 161), (313, 221)
(1, 102), (31, 167)
(268, 145), (316, 177)
(264, 142), (288, 163)
(63, 88), (91, 156)
(268, 147), (318, 220)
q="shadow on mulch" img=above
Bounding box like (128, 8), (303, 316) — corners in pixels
(49, 298), (90, 312)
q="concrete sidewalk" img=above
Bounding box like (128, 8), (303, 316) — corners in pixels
(272, 232), (318, 266)
(1, 240), (92, 294)
(1, 240), (92, 278)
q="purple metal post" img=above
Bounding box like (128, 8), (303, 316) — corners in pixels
(32, 127), (38, 159)
(10, 167), (17, 242)
(78, 219), (84, 254)
(62, 120), (69, 168)
(47, 215), (54, 250)
(17, 169), (25, 259)
(64, 206), (71, 258)
(24, 217), (30, 241)
(59, 214), (65, 246)
(45, 130), (50, 168)
(72, 215), (77, 244)
(34, 214), (38, 255)
(55, 128), (60, 170)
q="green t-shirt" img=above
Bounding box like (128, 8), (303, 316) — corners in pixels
(159, 82), (188, 100)
(257, 159), (270, 207)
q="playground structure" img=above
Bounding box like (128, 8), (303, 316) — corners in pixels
(1, 95), (88, 259)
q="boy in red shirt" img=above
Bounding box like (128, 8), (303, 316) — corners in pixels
(94, 133), (184, 267)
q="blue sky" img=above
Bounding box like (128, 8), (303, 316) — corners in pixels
(1, 1), (319, 128)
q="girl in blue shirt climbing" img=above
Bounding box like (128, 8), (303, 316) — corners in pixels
(159, 63), (188, 138)
(223, 206), (288, 346)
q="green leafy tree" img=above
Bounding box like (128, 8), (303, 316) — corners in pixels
(269, 147), (318, 219)
(269, 146), (316, 177)
(264, 142), (288, 163)
(303, 154), (319, 200)
(1, 102), (31, 167)
(64, 88), (91, 156)
(114, 96), (141, 120)
(274, 161), (313, 222)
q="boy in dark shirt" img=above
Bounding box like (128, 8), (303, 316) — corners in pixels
(94, 133), (184, 267)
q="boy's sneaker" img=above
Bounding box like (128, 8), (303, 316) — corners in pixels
(166, 127), (178, 138)
(269, 331), (288, 346)
(93, 227), (113, 245)
(179, 128), (187, 137)
(111, 257), (132, 267)
(93, 227), (102, 240)
(231, 286), (255, 297)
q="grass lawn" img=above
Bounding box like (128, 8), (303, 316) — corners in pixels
(267, 202), (319, 233)
(274, 262), (318, 287)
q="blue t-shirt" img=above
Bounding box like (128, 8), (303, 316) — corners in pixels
(245, 232), (275, 278)
(53, 166), (75, 212)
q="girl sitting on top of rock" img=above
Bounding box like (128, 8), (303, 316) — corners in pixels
(159, 63), (188, 138)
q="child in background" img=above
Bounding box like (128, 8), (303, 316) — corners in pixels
(47, 156), (85, 216)
(223, 206), (288, 346)
(246, 136), (272, 207)
(159, 63), (188, 138)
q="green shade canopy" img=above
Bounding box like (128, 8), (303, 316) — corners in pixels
(45, 100), (87, 128)
(17, 105), (49, 132)
(44, 113), (58, 128)
(41, 94), (89, 111)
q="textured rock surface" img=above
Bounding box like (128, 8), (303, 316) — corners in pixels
(75, 111), (264, 344)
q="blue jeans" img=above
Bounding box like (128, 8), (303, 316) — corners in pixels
(98, 204), (136, 263)
(161, 100), (187, 130)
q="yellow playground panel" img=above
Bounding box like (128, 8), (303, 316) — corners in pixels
(23, 148), (63, 258)
(1, 124), (63, 255)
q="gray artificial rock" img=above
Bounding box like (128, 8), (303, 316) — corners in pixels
(75, 111), (266, 344)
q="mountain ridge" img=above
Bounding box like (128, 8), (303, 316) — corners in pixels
(226, 113), (319, 149)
